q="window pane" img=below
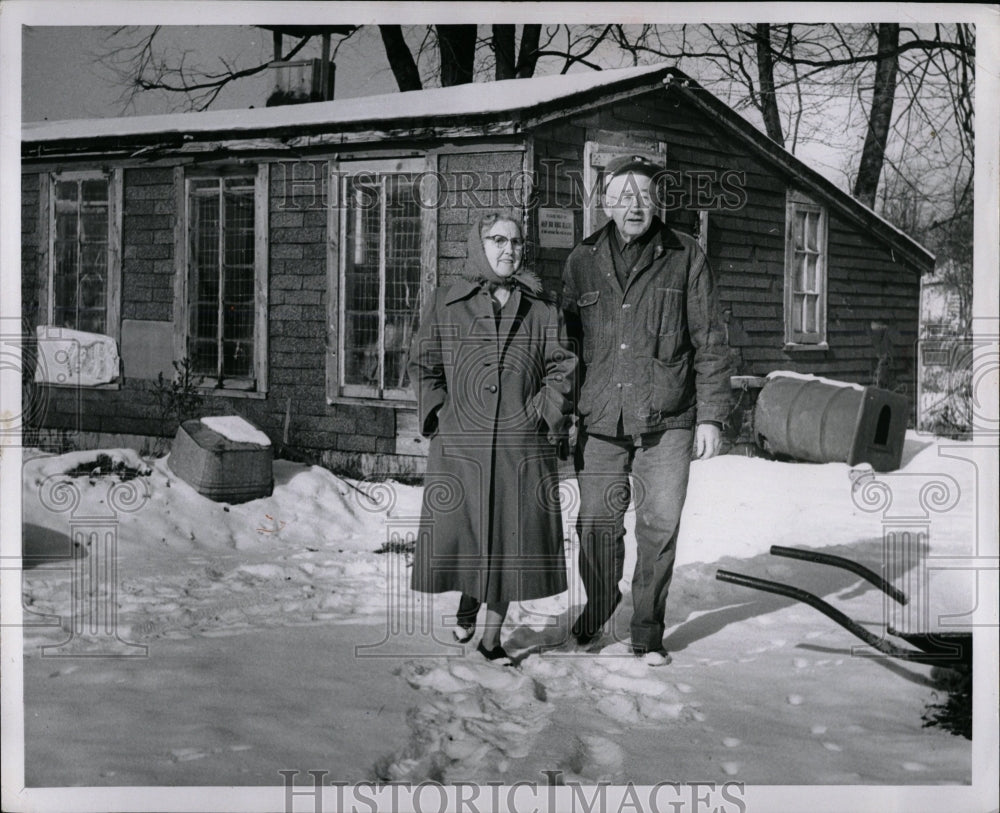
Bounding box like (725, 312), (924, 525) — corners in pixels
(55, 210), (78, 241)
(792, 294), (803, 333)
(794, 211), (807, 252)
(222, 338), (253, 378)
(343, 177), (382, 387)
(77, 309), (105, 335)
(804, 212), (818, 252)
(51, 175), (111, 332)
(82, 179), (108, 203)
(80, 209), (108, 243)
(55, 180), (78, 203)
(79, 270), (105, 309)
(188, 175), (257, 382)
(384, 175), (421, 390)
(804, 294), (817, 334)
(798, 254), (817, 293)
(189, 338), (217, 377)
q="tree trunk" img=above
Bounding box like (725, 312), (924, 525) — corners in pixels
(853, 23), (900, 208)
(379, 25), (422, 92)
(516, 24), (541, 78)
(755, 23), (785, 147)
(437, 25), (477, 87)
(493, 25), (516, 80)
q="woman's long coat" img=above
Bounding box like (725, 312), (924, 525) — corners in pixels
(407, 232), (577, 604)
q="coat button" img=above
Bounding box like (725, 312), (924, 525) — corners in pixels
(487, 384), (497, 393)
(616, 383), (622, 389)
(620, 343), (628, 350)
(622, 303), (631, 309)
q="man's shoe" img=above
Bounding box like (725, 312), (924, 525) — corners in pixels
(633, 647), (672, 667)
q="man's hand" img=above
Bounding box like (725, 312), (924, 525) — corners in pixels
(694, 423), (722, 460)
(547, 415), (575, 461)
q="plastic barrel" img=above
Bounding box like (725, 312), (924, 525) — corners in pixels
(753, 376), (909, 471)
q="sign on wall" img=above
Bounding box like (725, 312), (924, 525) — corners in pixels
(537, 208), (576, 248)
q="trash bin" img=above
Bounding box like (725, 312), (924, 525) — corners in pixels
(753, 373), (909, 471)
(168, 416), (273, 502)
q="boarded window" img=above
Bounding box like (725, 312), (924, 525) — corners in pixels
(183, 168), (268, 393)
(50, 174), (112, 334)
(784, 191), (828, 346)
(338, 160), (425, 400)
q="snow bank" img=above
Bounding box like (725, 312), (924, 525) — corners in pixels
(27, 448), (150, 484)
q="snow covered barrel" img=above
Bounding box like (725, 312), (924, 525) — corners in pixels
(753, 372), (909, 471)
(167, 416), (273, 502)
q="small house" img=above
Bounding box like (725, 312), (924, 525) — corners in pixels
(20, 64), (934, 476)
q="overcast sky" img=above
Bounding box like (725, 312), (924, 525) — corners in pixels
(21, 25), (402, 121)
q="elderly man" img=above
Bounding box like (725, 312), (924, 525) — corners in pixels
(561, 155), (733, 666)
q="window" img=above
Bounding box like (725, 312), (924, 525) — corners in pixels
(784, 190), (828, 346)
(43, 170), (122, 339)
(179, 166), (268, 393)
(332, 157), (433, 401)
(582, 139), (666, 237)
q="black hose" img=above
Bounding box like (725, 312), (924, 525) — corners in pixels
(769, 545), (908, 606)
(714, 569), (957, 667)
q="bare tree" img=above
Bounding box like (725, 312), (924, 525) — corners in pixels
(94, 21), (974, 239)
(853, 24), (900, 208)
(755, 24), (784, 146)
(379, 25), (422, 91)
(96, 25), (358, 112)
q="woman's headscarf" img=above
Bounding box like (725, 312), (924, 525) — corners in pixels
(464, 214), (543, 294)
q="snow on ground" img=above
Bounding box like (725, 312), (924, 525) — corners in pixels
(18, 433), (980, 789)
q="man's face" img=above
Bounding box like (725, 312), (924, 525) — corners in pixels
(603, 172), (655, 241)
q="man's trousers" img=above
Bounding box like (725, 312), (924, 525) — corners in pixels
(572, 426), (693, 651)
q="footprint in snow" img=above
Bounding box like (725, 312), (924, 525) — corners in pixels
(378, 655), (554, 783)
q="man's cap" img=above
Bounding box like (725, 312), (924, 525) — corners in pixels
(604, 154), (662, 183)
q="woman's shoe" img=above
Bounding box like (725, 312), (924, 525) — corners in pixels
(477, 641), (514, 665)
(452, 623), (476, 644)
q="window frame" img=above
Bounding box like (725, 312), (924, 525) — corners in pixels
(173, 164), (269, 398)
(326, 155), (436, 406)
(784, 189), (829, 348)
(40, 168), (123, 343)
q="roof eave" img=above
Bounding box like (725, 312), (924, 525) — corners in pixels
(663, 74), (935, 271)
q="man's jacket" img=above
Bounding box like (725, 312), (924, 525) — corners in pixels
(561, 218), (732, 437)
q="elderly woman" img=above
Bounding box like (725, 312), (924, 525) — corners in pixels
(408, 212), (576, 664)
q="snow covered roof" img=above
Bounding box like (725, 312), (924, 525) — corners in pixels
(23, 63), (670, 143)
(21, 61), (932, 268)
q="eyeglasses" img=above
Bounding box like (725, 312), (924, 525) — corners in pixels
(483, 235), (525, 251)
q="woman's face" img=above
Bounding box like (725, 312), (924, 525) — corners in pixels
(482, 219), (524, 277)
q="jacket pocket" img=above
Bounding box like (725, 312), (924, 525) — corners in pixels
(577, 291), (601, 363)
(648, 356), (694, 415)
(646, 287), (684, 336)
